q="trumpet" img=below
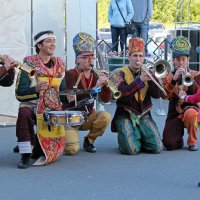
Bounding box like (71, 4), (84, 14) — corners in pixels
(92, 66), (121, 99)
(137, 61), (168, 96)
(182, 69), (194, 87)
(0, 55), (36, 78)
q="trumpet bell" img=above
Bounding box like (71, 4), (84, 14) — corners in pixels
(182, 73), (194, 87)
(17, 63), (36, 78)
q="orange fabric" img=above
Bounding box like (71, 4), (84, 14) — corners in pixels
(162, 70), (200, 99)
(178, 108), (198, 146)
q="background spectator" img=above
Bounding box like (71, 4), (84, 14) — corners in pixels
(131, 0), (153, 54)
(108, 0), (134, 55)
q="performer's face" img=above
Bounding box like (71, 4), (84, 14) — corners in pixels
(128, 52), (145, 72)
(38, 37), (56, 56)
(173, 56), (189, 70)
(76, 55), (95, 71)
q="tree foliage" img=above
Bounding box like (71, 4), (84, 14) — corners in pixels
(98, 0), (200, 28)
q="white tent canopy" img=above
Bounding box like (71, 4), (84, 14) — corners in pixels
(0, 0), (97, 117)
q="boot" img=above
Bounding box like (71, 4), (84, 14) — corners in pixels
(18, 153), (31, 169)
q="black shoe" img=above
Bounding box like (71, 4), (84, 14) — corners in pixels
(83, 137), (96, 153)
(13, 145), (19, 153)
(18, 153), (31, 169)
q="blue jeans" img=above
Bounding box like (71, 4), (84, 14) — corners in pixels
(132, 22), (149, 53)
(110, 26), (127, 52)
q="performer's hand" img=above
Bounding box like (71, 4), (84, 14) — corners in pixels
(36, 81), (48, 93)
(179, 90), (187, 100)
(95, 76), (109, 88)
(173, 67), (185, 81)
(67, 95), (76, 103)
(3, 55), (18, 70)
(140, 71), (152, 82)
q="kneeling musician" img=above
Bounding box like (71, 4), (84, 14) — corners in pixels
(63, 32), (112, 155)
(162, 36), (200, 151)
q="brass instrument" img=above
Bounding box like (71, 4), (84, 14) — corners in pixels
(145, 59), (171, 79)
(92, 67), (121, 99)
(182, 69), (194, 87)
(137, 61), (168, 96)
(0, 55), (36, 78)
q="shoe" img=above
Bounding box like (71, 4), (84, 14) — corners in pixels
(18, 153), (31, 169)
(83, 137), (96, 153)
(13, 145), (19, 153)
(189, 144), (199, 151)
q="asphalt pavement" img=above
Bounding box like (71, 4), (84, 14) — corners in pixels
(0, 98), (200, 200)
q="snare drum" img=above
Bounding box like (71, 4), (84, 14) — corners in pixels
(43, 110), (87, 126)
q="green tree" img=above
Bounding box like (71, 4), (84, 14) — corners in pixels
(98, 0), (200, 28)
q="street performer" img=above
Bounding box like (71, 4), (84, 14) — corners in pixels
(64, 32), (111, 155)
(110, 37), (163, 155)
(15, 30), (67, 169)
(0, 55), (17, 86)
(162, 36), (200, 151)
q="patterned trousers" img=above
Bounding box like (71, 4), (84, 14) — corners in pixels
(115, 113), (163, 155)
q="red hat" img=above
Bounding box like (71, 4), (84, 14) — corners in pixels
(129, 37), (145, 55)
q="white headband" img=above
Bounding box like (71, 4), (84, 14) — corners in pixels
(34, 33), (56, 46)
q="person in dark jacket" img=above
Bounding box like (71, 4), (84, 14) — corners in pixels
(64, 32), (112, 155)
(110, 37), (163, 155)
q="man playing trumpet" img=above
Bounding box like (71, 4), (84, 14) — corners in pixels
(110, 37), (163, 155)
(162, 36), (200, 151)
(64, 32), (111, 155)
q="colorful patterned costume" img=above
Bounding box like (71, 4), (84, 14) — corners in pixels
(110, 66), (163, 155)
(162, 70), (200, 150)
(15, 54), (66, 165)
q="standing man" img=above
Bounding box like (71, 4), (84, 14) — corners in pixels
(15, 30), (66, 168)
(131, 0), (153, 54)
(0, 55), (17, 86)
(64, 32), (112, 155)
(162, 36), (200, 151)
(110, 37), (163, 155)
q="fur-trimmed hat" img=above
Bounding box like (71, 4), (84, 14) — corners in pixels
(170, 36), (191, 58)
(73, 32), (95, 57)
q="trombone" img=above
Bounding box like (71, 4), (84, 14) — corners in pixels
(138, 59), (172, 96)
(145, 58), (171, 79)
